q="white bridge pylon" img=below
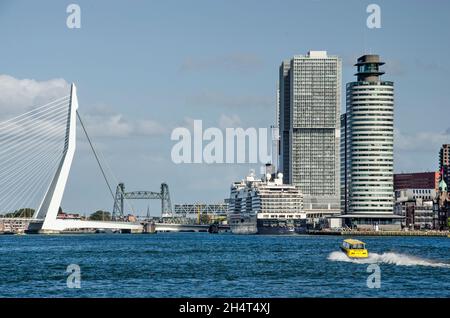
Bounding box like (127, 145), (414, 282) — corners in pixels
(28, 83), (142, 233)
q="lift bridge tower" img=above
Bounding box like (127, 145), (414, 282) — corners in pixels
(112, 182), (172, 220)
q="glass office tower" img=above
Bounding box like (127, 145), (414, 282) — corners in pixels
(279, 51), (341, 218)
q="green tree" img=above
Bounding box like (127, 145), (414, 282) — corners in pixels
(89, 210), (111, 221)
(199, 213), (211, 224)
(4, 208), (35, 218)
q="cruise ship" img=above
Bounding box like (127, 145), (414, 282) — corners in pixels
(227, 169), (306, 235)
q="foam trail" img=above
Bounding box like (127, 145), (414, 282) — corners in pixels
(328, 251), (450, 268)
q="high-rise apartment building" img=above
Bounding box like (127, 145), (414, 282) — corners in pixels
(279, 51), (341, 218)
(341, 54), (402, 230)
(439, 144), (450, 185)
(436, 144), (450, 230)
(340, 113), (349, 213)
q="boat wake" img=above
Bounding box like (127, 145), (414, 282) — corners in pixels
(328, 251), (450, 268)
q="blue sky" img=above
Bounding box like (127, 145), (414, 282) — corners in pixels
(0, 0), (449, 216)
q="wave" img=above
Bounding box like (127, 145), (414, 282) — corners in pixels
(328, 251), (450, 268)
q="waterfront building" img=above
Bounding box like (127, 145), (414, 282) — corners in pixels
(278, 51), (341, 219)
(227, 170), (305, 234)
(340, 54), (401, 230)
(393, 172), (442, 229)
(394, 172), (440, 192)
(394, 189), (437, 229)
(0, 217), (31, 234)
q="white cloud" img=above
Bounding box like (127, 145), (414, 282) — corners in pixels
(0, 74), (166, 139)
(0, 74), (70, 119)
(81, 111), (167, 138)
(218, 114), (242, 129)
(395, 128), (450, 152)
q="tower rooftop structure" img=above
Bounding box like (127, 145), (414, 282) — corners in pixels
(355, 54), (385, 82)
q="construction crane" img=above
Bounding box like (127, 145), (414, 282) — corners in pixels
(112, 182), (172, 220)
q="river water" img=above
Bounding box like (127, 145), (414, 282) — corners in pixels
(0, 233), (449, 297)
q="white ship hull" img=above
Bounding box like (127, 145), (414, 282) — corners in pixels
(229, 215), (257, 234)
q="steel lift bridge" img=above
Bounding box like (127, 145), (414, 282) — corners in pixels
(112, 182), (172, 220)
(0, 84), (144, 233)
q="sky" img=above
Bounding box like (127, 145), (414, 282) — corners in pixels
(0, 0), (449, 216)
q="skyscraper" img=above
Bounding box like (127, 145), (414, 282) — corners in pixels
(437, 145), (449, 230)
(341, 54), (402, 230)
(279, 51), (341, 218)
(340, 113), (349, 213)
(439, 144), (450, 186)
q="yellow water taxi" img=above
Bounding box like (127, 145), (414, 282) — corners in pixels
(340, 239), (369, 259)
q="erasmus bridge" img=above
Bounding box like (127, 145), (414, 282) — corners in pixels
(0, 84), (143, 233)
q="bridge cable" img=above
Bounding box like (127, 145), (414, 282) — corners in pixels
(76, 111), (116, 202)
(0, 96), (70, 216)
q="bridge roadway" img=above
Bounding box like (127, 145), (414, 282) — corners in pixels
(155, 223), (209, 232)
(155, 223), (231, 232)
(27, 219), (143, 233)
(3, 218), (230, 233)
